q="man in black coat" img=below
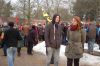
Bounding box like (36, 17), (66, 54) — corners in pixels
(27, 25), (38, 55)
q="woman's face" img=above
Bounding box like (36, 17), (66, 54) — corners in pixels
(98, 23), (100, 27)
(55, 16), (60, 23)
(72, 18), (78, 25)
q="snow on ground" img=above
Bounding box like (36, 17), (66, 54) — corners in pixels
(84, 43), (100, 52)
(33, 41), (66, 57)
(33, 41), (100, 66)
(80, 53), (100, 66)
(33, 41), (46, 55)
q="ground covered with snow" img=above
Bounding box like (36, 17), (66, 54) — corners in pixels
(84, 43), (100, 52)
(33, 41), (100, 66)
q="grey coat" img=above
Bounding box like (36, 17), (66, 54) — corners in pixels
(45, 23), (62, 49)
(65, 29), (86, 58)
(87, 24), (96, 39)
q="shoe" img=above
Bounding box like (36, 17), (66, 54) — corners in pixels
(90, 53), (93, 55)
(3, 54), (7, 56)
(89, 51), (93, 55)
(18, 53), (21, 56)
(28, 53), (33, 55)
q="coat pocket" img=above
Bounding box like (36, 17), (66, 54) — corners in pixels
(73, 43), (83, 55)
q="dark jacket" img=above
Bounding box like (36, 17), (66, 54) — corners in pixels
(45, 23), (62, 49)
(96, 27), (100, 44)
(3, 27), (22, 48)
(27, 29), (38, 45)
(38, 26), (44, 36)
(87, 23), (96, 39)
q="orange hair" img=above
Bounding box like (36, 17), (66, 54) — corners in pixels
(73, 16), (81, 30)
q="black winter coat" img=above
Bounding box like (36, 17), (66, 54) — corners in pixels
(3, 27), (22, 48)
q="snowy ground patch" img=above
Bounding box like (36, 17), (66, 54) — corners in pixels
(84, 43), (100, 52)
(33, 41), (100, 66)
(33, 41), (46, 55)
(33, 41), (66, 57)
(80, 53), (100, 66)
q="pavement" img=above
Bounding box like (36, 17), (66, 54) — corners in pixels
(0, 46), (100, 66)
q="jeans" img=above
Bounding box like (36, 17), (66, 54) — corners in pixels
(46, 47), (54, 64)
(88, 39), (95, 53)
(7, 47), (17, 66)
(3, 44), (7, 56)
(46, 47), (60, 66)
(24, 36), (28, 47)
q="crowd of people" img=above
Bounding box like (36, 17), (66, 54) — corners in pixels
(0, 14), (100, 66)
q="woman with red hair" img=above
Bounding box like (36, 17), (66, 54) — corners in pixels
(65, 16), (86, 66)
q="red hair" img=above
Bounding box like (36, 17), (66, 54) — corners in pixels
(73, 16), (81, 30)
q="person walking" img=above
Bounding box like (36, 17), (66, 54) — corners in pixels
(2, 24), (9, 56)
(86, 18), (96, 54)
(3, 22), (22, 66)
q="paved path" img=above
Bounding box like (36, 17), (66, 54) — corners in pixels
(0, 47), (66, 66)
(0, 47), (100, 66)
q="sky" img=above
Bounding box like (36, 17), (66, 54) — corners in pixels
(11, 0), (17, 4)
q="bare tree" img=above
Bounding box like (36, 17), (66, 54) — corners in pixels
(0, 0), (5, 16)
(14, 0), (72, 22)
(0, 0), (12, 17)
(72, 0), (100, 20)
(4, 1), (13, 17)
(33, 0), (43, 19)
(14, 0), (35, 23)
